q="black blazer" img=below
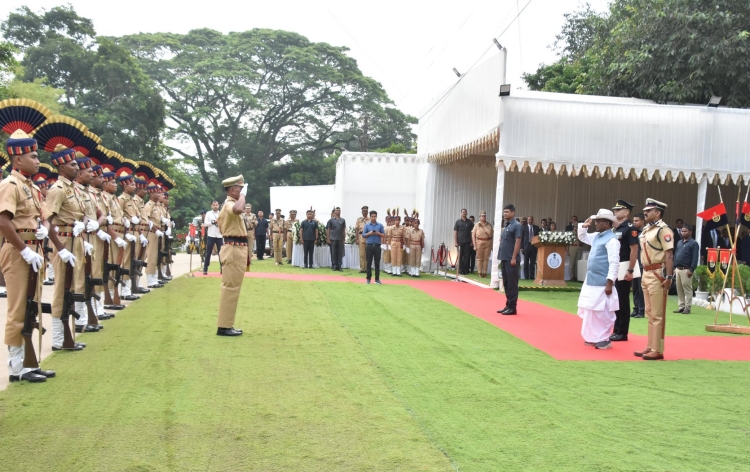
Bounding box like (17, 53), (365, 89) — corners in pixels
(521, 224), (540, 250)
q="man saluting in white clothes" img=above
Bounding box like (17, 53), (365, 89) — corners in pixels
(576, 209), (620, 350)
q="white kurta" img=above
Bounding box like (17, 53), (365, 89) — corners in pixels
(576, 224), (620, 343)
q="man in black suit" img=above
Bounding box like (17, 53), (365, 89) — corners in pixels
(521, 215), (540, 280)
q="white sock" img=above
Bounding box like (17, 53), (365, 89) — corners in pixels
(7, 345), (23, 376)
(74, 302), (87, 326)
(52, 318), (64, 348)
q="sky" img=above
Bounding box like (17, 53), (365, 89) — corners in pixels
(1, 0), (612, 119)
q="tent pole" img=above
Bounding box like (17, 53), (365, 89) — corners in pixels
(490, 161), (505, 289)
(695, 174), (708, 252)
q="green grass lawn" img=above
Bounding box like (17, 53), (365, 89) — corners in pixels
(1, 274), (749, 471)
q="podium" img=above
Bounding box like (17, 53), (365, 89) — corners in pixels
(532, 236), (568, 286)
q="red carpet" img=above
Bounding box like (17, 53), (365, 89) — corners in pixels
(195, 272), (750, 361)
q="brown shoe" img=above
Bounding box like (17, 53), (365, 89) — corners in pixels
(642, 351), (664, 361)
(634, 348), (652, 357)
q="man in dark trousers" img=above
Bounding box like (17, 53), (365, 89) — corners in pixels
(610, 200), (640, 342)
(453, 209), (474, 275)
(468, 215), (477, 273)
(631, 213), (646, 318)
(255, 210), (268, 260)
(326, 207), (346, 271)
(497, 204), (522, 315)
(362, 210), (385, 284)
(522, 215), (540, 280)
(300, 210), (318, 268)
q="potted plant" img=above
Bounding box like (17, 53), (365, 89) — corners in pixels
(692, 265), (710, 301)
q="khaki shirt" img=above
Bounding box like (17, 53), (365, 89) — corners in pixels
(243, 212), (257, 232)
(0, 170), (43, 231)
(409, 228), (424, 247)
(118, 193), (140, 220)
(134, 195), (146, 217)
(218, 196), (247, 237)
(90, 186), (109, 220)
(270, 217), (284, 235)
(639, 220), (674, 265)
(76, 183), (97, 221)
(356, 216), (367, 242)
(284, 219), (294, 233)
(472, 222), (494, 241)
(46, 176), (85, 225)
(389, 225), (405, 243)
(105, 191), (124, 225)
(142, 200), (161, 226)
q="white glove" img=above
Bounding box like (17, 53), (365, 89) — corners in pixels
(123, 218), (131, 229)
(140, 234), (148, 247)
(166, 226), (172, 236)
(405, 247), (411, 254)
(35, 225), (48, 240)
(171, 220), (176, 228)
(114, 237), (127, 248)
(422, 247), (425, 253)
(58, 248), (76, 267)
(125, 233), (137, 242)
(240, 183), (248, 196)
(380, 244), (387, 250)
(131, 216), (140, 225)
(161, 217), (169, 225)
(20, 247), (44, 272)
(72, 221), (85, 237)
(86, 220), (99, 233)
(155, 230), (164, 237)
(83, 241), (94, 256)
(106, 215), (113, 225)
(96, 230), (111, 243)
(148, 221), (153, 230)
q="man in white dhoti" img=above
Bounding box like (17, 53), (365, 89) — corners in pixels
(577, 209), (620, 350)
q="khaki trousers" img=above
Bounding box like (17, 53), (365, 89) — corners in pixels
(247, 235), (255, 261)
(408, 244), (421, 268)
(675, 268), (693, 311)
(475, 240), (492, 276)
(1, 242), (41, 346)
(391, 242), (403, 267)
(287, 233), (294, 261)
(642, 271), (666, 353)
(568, 245), (581, 280)
(383, 248), (391, 264)
(146, 232), (159, 275)
(359, 241), (367, 270)
(52, 235), (85, 319)
(273, 233), (283, 263)
(217, 244), (246, 328)
(90, 234), (103, 280)
(111, 230), (133, 284)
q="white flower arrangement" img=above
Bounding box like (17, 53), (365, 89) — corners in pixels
(345, 225), (357, 245)
(538, 231), (578, 245)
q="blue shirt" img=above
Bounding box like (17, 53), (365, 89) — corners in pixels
(363, 222), (385, 244)
(498, 218), (522, 261)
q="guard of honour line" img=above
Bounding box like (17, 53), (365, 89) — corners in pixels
(1, 98), (177, 384)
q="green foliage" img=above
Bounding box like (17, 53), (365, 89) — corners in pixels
(693, 265), (710, 291)
(373, 142), (417, 154)
(525, 0), (750, 107)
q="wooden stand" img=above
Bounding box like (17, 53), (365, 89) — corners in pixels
(532, 236), (568, 287)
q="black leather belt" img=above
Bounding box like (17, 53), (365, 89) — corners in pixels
(675, 266), (689, 270)
(224, 236), (247, 243)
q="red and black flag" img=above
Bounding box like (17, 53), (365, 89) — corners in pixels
(736, 200), (750, 229)
(706, 248), (718, 277)
(696, 203), (729, 231)
(718, 248), (731, 277)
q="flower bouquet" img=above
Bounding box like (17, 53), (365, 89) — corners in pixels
(345, 226), (356, 245)
(293, 221), (302, 244)
(538, 231), (578, 245)
(316, 222), (328, 247)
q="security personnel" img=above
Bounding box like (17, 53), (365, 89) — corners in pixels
(285, 210), (297, 264)
(408, 217), (425, 277)
(387, 215), (404, 276)
(117, 170), (143, 299)
(383, 211), (393, 274)
(0, 130), (55, 382)
(356, 206), (368, 273)
(47, 145), (87, 351)
(88, 164), (118, 320)
(610, 199), (640, 342)
(101, 166), (130, 308)
(635, 198), (674, 361)
(143, 183), (165, 288)
(73, 156), (107, 333)
(270, 209), (284, 265)
(471, 211), (494, 278)
(243, 203), (257, 260)
(216, 175), (248, 336)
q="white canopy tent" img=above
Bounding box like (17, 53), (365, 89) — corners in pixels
(271, 50), (750, 281)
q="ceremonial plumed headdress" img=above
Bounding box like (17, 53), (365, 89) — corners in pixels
(31, 115), (100, 157)
(0, 150), (9, 169)
(0, 99), (52, 155)
(90, 146), (116, 181)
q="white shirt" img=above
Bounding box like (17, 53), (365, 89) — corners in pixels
(203, 210), (222, 238)
(577, 223), (620, 312)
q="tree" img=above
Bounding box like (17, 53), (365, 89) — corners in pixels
(525, 0), (750, 107)
(120, 28), (416, 191)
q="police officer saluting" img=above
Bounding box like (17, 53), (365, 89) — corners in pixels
(610, 199), (639, 342)
(216, 176), (249, 336)
(635, 198), (674, 360)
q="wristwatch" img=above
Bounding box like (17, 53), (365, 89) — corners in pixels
(627, 269), (634, 274)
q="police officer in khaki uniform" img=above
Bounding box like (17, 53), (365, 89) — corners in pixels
(286, 210), (297, 264)
(216, 175), (249, 336)
(387, 214), (405, 276)
(408, 216), (425, 277)
(356, 206), (368, 273)
(270, 209), (284, 265)
(116, 167), (145, 299)
(87, 163), (118, 320)
(243, 203), (257, 260)
(635, 198), (674, 361)
(472, 211), (494, 278)
(143, 183), (166, 288)
(46, 145), (87, 351)
(0, 130), (55, 382)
